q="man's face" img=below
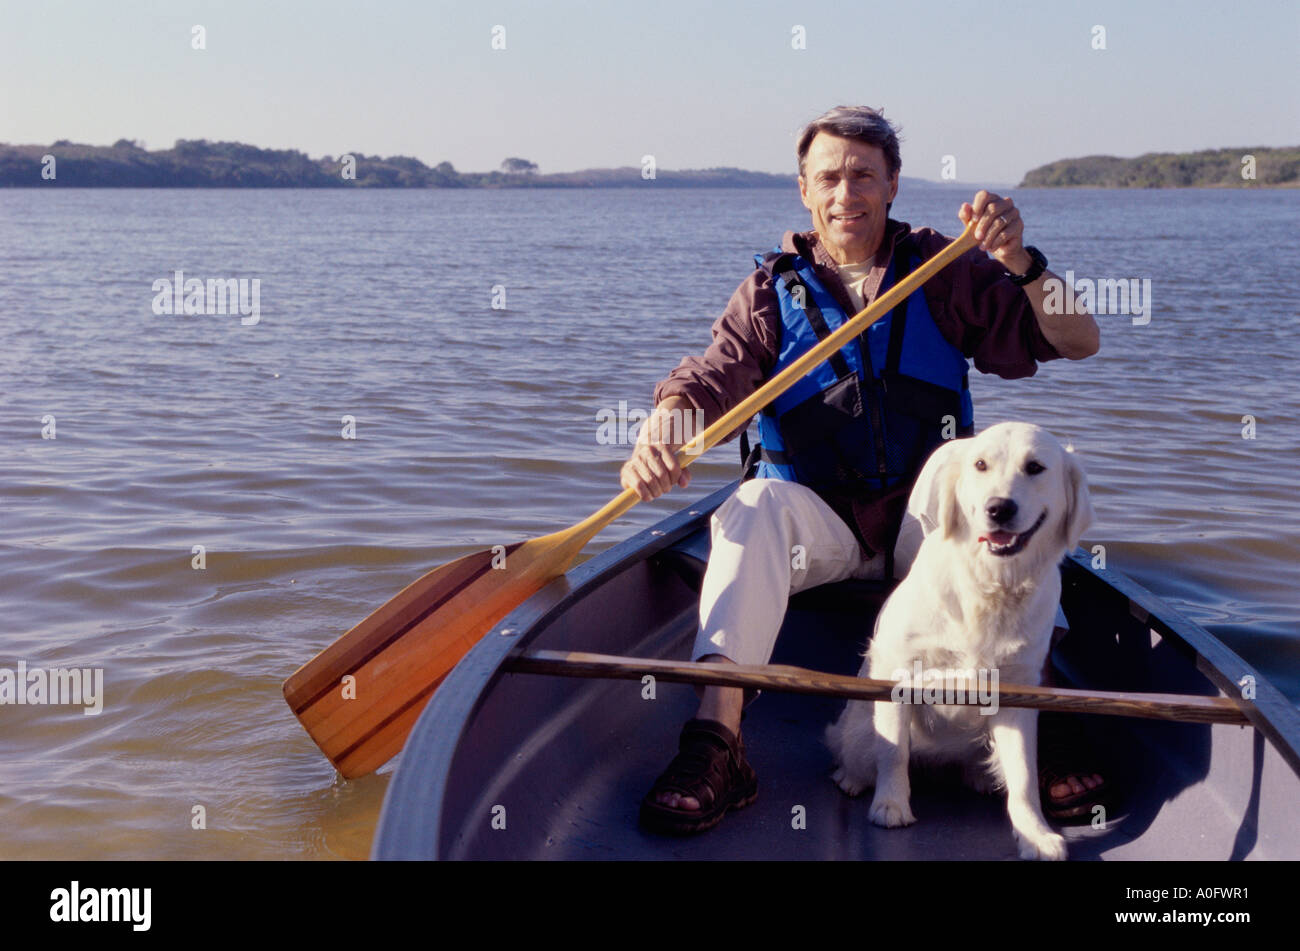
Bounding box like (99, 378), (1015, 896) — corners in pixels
(798, 133), (898, 266)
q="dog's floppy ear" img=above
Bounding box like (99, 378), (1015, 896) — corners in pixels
(907, 438), (966, 541)
(935, 441), (966, 541)
(1059, 447), (1094, 551)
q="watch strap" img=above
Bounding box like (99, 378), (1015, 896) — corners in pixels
(1008, 246), (1047, 286)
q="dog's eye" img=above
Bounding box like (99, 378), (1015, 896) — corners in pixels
(1025, 460), (1045, 475)
(973, 459), (987, 471)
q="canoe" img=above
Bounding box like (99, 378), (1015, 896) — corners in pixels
(372, 481), (1300, 860)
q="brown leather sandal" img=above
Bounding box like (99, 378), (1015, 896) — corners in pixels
(1038, 712), (1111, 822)
(639, 719), (758, 835)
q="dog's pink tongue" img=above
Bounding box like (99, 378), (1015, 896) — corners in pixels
(982, 530), (1016, 545)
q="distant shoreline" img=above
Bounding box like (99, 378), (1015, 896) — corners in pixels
(6, 139), (1296, 189)
(1019, 146), (1298, 188)
(0, 139), (800, 189)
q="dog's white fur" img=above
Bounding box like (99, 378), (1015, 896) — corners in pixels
(825, 422), (1092, 860)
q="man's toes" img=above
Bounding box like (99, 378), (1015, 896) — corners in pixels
(1049, 773), (1105, 800)
(657, 791), (700, 810)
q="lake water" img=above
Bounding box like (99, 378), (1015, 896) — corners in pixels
(0, 185), (1296, 860)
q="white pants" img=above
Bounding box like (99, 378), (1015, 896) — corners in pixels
(690, 475), (1065, 668)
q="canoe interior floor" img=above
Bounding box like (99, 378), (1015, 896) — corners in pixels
(444, 577), (1133, 860)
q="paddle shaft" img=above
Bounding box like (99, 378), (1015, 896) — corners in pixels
(567, 222), (980, 541)
(505, 649), (1252, 726)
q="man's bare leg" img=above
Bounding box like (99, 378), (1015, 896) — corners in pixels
(655, 655), (743, 811)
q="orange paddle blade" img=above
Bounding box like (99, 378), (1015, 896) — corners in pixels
(283, 530), (585, 777)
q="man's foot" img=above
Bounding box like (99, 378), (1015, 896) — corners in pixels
(1044, 772), (1105, 806)
(639, 719), (757, 835)
(1038, 712), (1110, 821)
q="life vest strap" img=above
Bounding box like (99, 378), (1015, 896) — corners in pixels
(739, 429), (788, 480)
(761, 252), (852, 382)
(739, 429), (757, 480)
(884, 247), (915, 379)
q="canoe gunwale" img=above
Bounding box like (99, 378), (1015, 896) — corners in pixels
(373, 480), (1300, 859)
(1064, 553), (1300, 776)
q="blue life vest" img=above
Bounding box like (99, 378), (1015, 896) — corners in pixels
(743, 242), (973, 552)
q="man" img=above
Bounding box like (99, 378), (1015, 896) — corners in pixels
(624, 106), (1103, 835)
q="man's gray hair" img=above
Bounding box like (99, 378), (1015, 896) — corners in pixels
(796, 105), (902, 180)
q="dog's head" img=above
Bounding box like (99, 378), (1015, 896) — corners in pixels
(937, 422), (1092, 569)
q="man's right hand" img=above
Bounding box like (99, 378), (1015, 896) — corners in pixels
(621, 442), (691, 501)
(620, 396), (697, 501)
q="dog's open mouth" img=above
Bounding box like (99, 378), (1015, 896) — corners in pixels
(978, 510), (1047, 557)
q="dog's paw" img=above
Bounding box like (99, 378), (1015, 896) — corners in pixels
(1015, 828), (1067, 861)
(868, 795), (916, 828)
(831, 765), (870, 797)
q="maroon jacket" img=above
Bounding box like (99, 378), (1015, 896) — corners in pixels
(652, 217), (1063, 556)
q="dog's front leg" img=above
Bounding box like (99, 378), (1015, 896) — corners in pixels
(989, 708), (1067, 860)
(868, 698), (916, 828)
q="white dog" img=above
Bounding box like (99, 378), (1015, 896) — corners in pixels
(825, 422), (1092, 860)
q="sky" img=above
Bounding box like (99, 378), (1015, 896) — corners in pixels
(1, 0), (1296, 184)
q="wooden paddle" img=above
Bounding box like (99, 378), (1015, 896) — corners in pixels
(283, 221), (981, 778)
(505, 649), (1252, 725)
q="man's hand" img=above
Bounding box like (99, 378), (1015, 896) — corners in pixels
(960, 190), (1100, 359)
(620, 396), (695, 501)
(959, 190), (1032, 276)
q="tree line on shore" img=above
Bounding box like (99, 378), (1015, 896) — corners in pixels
(1019, 146), (1298, 187)
(0, 139), (794, 188)
(5, 138), (1294, 188)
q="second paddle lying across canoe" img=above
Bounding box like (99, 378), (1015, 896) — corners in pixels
(504, 649), (1252, 725)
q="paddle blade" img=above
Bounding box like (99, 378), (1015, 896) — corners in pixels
(283, 534), (579, 778)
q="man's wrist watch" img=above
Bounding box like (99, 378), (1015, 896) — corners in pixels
(1006, 246), (1047, 286)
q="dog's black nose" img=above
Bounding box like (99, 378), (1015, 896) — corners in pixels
(985, 498), (1018, 524)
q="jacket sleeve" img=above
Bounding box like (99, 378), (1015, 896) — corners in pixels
(914, 229), (1062, 379)
(651, 270), (781, 441)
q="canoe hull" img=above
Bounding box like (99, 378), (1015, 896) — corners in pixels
(374, 484), (1300, 860)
